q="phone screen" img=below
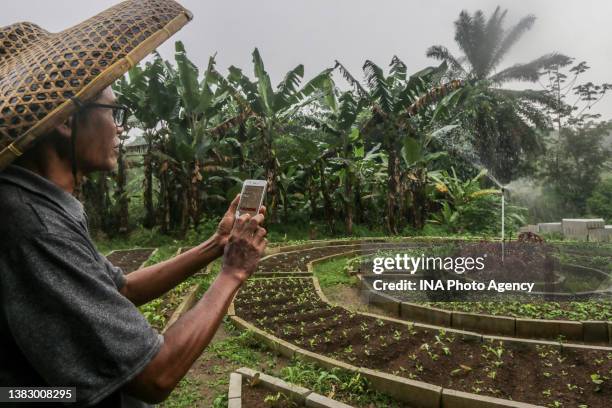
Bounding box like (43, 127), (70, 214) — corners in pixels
(237, 184), (265, 217)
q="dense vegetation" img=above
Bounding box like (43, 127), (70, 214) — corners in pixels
(81, 7), (611, 241)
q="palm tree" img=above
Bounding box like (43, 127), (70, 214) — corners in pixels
(426, 6), (571, 182)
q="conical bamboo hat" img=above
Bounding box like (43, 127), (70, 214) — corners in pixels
(0, 0), (192, 171)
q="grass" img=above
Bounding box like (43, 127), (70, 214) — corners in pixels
(312, 255), (359, 288)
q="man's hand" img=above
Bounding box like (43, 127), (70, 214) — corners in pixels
(216, 194), (266, 248)
(221, 212), (267, 284)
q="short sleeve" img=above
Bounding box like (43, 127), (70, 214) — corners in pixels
(2, 233), (162, 407)
(101, 253), (127, 290)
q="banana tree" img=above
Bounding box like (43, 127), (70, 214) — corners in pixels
(400, 125), (456, 229)
(219, 48), (333, 222)
(114, 53), (179, 228)
(309, 89), (366, 234)
(429, 167), (505, 232)
(164, 41), (236, 234)
(335, 57), (449, 234)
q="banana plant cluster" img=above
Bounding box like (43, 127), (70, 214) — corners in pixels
(91, 37), (534, 237)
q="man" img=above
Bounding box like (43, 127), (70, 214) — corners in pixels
(0, 1), (266, 406)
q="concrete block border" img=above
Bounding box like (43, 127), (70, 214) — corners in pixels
(162, 283), (199, 333)
(358, 276), (612, 345)
(302, 245), (610, 345)
(230, 367), (353, 408)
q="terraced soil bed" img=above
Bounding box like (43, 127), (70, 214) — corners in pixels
(107, 248), (156, 274)
(235, 277), (612, 407)
(241, 384), (304, 408)
(256, 244), (362, 272)
(424, 300), (612, 321)
(257, 242), (437, 273)
(141, 279), (198, 331)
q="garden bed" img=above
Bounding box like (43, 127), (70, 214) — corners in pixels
(257, 241), (437, 273)
(310, 245), (612, 323)
(234, 277), (612, 407)
(141, 278), (201, 332)
(106, 248), (157, 274)
(230, 367), (354, 408)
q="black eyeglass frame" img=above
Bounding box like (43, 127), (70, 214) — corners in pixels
(79, 103), (130, 128)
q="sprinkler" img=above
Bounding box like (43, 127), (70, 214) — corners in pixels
(501, 186), (506, 264)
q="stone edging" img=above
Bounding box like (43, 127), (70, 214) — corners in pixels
(162, 283), (199, 333)
(228, 367), (353, 408)
(306, 248), (612, 347)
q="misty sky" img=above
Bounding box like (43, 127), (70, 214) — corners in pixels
(3, 0), (611, 119)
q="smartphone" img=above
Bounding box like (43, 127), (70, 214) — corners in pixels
(236, 180), (267, 218)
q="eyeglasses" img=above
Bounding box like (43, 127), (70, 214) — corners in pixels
(80, 103), (130, 128)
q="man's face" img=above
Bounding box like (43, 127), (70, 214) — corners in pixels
(75, 87), (124, 173)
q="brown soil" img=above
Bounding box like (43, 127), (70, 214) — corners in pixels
(241, 383), (304, 407)
(235, 277), (612, 407)
(107, 248), (155, 274)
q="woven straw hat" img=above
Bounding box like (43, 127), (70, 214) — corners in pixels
(0, 0), (192, 171)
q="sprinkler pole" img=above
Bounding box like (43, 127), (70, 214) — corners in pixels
(501, 187), (505, 264)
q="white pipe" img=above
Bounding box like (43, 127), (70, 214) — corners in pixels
(501, 188), (505, 264)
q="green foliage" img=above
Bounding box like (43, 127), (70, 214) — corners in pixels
(540, 122), (612, 215)
(587, 177), (612, 222)
(312, 256), (358, 288)
(427, 168), (525, 234)
(280, 360), (405, 407)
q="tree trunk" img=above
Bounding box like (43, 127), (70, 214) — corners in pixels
(408, 168), (428, 230)
(354, 180), (364, 224)
(179, 169), (190, 237)
(344, 166), (353, 235)
(159, 161), (170, 234)
(190, 159), (202, 228)
(116, 141), (129, 234)
(386, 143), (401, 235)
(319, 163), (335, 234)
(263, 129), (280, 223)
(143, 133), (155, 228)
(307, 175), (318, 239)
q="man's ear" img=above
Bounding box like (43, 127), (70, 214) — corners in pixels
(54, 117), (73, 139)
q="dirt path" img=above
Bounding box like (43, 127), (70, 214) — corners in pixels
(323, 283), (394, 317)
(162, 324), (290, 407)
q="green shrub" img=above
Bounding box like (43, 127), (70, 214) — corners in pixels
(587, 178), (612, 222)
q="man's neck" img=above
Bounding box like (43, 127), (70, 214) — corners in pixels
(17, 150), (82, 195)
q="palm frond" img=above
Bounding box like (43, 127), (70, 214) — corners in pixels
(489, 53), (572, 84)
(482, 6), (507, 74)
(425, 45), (466, 76)
(454, 10), (477, 70)
(489, 14), (536, 72)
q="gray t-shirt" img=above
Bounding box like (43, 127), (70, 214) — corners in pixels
(0, 165), (163, 407)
